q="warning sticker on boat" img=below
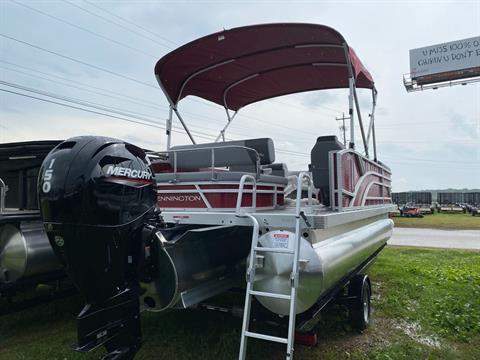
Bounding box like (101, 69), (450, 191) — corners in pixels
(272, 233), (289, 248)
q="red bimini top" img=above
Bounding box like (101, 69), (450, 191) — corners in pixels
(155, 23), (374, 111)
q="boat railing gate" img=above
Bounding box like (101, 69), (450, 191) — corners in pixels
(329, 148), (392, 212)
(294, 172), (314, 217)
(234, 171), (312, 216)
(235, 174), (257, 216)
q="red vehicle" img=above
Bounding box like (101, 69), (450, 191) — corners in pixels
(400, 204), (424, 218)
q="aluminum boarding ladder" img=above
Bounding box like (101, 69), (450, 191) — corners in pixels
(238, 172), (313, 360)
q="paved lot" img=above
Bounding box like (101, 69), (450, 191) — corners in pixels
(388, 227), (480, 250)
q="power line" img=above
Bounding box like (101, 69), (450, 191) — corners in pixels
(0, 63), (168, 112)
(185, 97), (327, 139)
(0, 34), (339, 139)
(11, 0), (157, 59)
(272, 146), (479, 166)
(3, 64), (316, 142)
(3, 84), (475, 167)
(0, 62), (346, 144)
(0, 35), (267, 131)
(0, 64), (251, 135)
(0, 80), (237, 142)
(0, 62), (274, 137)
(382, 155), (477, 165)
(270, 98), (342, 115)
(1, 80), (172, 128)
(0, 88), (165, 130)
(0, 60), (165, 109)
(63, 0), (173, 50)
(1, 78), (319, 153)
(289, 92), (343, 114)
(375, 120), (476, 127)
(0, 80), (167, 124)
(7, 60), (475, 156)
(275, 150), (309, 158)
(377, 140), (477, 144)
(385, 160), (478, 170)
(0, 60), (230, 129)
(0, 33), (158, 89)
(84, 0), (179, 47)
(0, 87), (221, 143)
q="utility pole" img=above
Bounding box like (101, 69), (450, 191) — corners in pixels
(336, 113), (350, 146)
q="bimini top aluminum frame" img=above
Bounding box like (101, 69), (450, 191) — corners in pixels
(155, 23), (379, 160)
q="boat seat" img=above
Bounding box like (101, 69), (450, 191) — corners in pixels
(169, 138), (275, 171)
(262, 163), (288, 177)
(309, 135), (344, 206)
(155, 171), (288, 185)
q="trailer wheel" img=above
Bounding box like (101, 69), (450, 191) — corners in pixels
(348, 275), (371, 331)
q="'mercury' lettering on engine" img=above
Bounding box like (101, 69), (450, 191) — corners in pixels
(105, 165), (152, 180)
(158, 195), (202, 202)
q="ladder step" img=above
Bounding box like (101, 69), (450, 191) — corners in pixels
(249, 290), (291, 300)
(244, 331), (288, 344)
(254, 246), (294, 254)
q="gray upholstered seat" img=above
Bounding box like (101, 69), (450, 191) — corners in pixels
(169, 138), (275, 170)
(262, 163), (288, 177)
(157, 138), (288, 186)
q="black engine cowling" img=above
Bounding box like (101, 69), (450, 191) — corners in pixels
(38, 136), (157, 358)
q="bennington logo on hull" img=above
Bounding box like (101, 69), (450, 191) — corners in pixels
(106, 165), (152, 180)
(158, 195), (202, 202)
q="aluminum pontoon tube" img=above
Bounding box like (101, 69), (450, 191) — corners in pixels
(0, 221), (61, 283)
(253, 218), (393, 315)
(141, 225), (252, 311)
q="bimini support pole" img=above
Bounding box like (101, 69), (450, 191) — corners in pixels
(352, 86), (369, 157)
(155, 74), (196, 145)
(215, 109), (238, 142)
(215, 73), (258, 143)
(344, 43), (368, 156)
(172, 107), (196, 144)
(372, 119), (378, 162)
(343, 43), (355, 149)
(348, 78), (355, 149)
(166, 106), (173, 150)
(371, 89), (378, 162)
(367, 88), (378, 161)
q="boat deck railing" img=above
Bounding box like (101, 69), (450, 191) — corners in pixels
(329, 148), (392, 212)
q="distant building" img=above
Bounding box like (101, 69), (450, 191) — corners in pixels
(392, 191), (431, 205)
(392, 191), (480, 206)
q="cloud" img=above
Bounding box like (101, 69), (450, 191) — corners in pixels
(449, 111), (478, 139)
(298, 92), (339, 110)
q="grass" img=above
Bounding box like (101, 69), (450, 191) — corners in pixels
(393, 212), (480, 230)
(1, 247), (479, 359)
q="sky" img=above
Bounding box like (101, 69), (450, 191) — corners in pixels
(0, 0), (479, 192)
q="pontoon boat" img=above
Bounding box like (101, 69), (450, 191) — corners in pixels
(38, 23), (395, 360)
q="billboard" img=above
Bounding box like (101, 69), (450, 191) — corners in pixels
(409, 36), (480, 85)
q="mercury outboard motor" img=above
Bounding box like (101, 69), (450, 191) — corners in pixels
(38, 136), (157, 359)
